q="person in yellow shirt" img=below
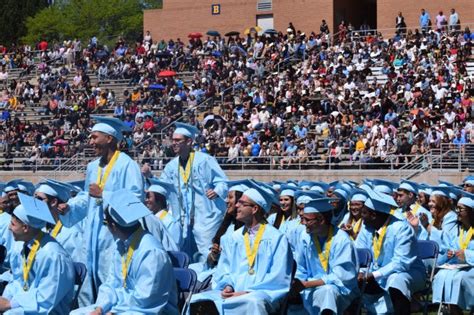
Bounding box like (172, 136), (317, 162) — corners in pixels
(352, 135), (366, 163)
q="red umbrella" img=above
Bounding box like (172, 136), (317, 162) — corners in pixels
(188, 32), (203, 39)
(158, 70), (177, 77)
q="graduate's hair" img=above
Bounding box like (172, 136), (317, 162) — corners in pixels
(274, 196), (296, 229)
(212, 190), (244, 245)
(431, 195), (453, 229)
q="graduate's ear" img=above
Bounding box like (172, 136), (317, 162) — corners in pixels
(49, 197), (59, 208)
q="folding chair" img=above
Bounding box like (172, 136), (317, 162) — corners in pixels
(355, 248), (373, 314)
(71, 262), (87, 310)
(167, 251), (190, 268)
(174, 267), (197, 315)
(415, 240), (439, 315)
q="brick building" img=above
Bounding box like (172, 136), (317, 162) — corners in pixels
(144, 0), (473, 41)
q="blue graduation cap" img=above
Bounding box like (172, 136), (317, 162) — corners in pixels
(398, 179), (419, 194)
(271, 181), (285, 191)
(309, 182), (330, 194)
(103, 189), (151, 227)
(458, 191), (474, 209)
(298, 180), (314, 190)
(35, 179), (71, 202)
(252, 180), (280, 206)
(147, 178), (176, 197)
(371, 179), (397, 195)
(286, 181), (298, 188)
(304, 198), (338, 213)
(227, 179), (252, 193)
(430, 186), (457, 199)
(173, 122), (199, 140)
(364, 187), (398, 214)
(295, 190), (324, 205)
(464, 175), (474, 186)
(350, 189), (368, 202)
(418, 184), (433, 196)
(91, 115), (131, 141)
(14, 192), (55, 228)
(242, 181), (278, 213)
(67, 180), (85, 192)
(4, 179), (35, 195)
(280, 184), (299, 197)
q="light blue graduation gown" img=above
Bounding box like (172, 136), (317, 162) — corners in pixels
(160, 151), (228, 263)
(394, 203), (432, 240)
(191, 224), (292, 314)
(429, 210), (458, 256)
(2, 233), (75, 315)
(294, 228), (359, 314)
(355, 217), (426, 314)
(71, 232), (178, 315)
(141, 214), (179, 251)
(49, 222), (85, 267)
(432, 225), (474, 309)
(157, 210), (183, 249)
(60, 152), (144, 305)
(0, 212), (15, 268)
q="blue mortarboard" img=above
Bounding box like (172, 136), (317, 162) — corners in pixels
(438, 180), (455, 187)
(298, 180), (314, 190)
(227, 180), (252, 193)
(295, 190), (324, 205)
(286, 181), (298, 188)
(371, 179), (397, 195)
(333, 183), (349, 200)
(280, 184), (299, 197)
(458, 191), (474, 209)
(364, 187), (398, 214)
(464, 176), (474, 186)
(418, 184), (432, 195)
(309, 182), (329, 194)
(67, 180), (85, 192)
(271, 181), (284, 191)
(252, 180), (280, 206)
(14, 192), (55, 228)
(103, 189), (151, 227)
(147, 178), (176, 197)
(350, 189), (368, 202)
(398, 179), (419, 194)
(173, 122), (199, 140)
(35, 179), (71, 202)
(5, 180), (35, 195)
(91, 115), (131, 141)
(4, 179), (23, 193)
(328, 180), (340, 189)
(430, 186), (457, 199)
(304, 198), (338, 213)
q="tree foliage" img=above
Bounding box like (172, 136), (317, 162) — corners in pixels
(0, 0), (48, 45)
(22, 0), (162, 45)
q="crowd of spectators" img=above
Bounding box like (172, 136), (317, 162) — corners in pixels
(0, 10), (473, 170)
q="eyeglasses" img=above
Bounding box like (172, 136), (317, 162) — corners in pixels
(236, 200), (255, 208)
(455, 207), (469, 214)
(171, 138), (187, 144)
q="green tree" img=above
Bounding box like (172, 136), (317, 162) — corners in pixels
(0, 0), (48, 45)
(23, 0), (162, 46)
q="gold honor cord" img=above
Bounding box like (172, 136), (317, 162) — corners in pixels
(372, 213), (394, 261)
(50, 221), (63, 238)
(244, 224), (266, 275)
(352, 218), (362, 235)
(158, 210), (168, 220)
(121, 228), (144, 288)
(459, 227), (473, 250)
(96, 150), (120, 189)
(179, 151), (195, 185)
(22, 231), (44, 291)
(404, 203), (421, 218)
(312, 225), (334, 273)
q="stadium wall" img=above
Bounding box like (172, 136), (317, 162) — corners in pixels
(144, 0), (473, 41)
(1, 169), (468, 185)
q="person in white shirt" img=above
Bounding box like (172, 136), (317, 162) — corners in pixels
(448, 8), (459, 32)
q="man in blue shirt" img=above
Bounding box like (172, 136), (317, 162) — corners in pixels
(419, 9), (431, 32)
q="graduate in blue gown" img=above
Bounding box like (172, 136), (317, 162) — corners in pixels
(432, 191), (474, 313)
(190, 184), (292, 314)
(34, 179), (84, 264)
(71, 189), (178, 315)
(190, 181), (248, 281)
(159, 123), (228, 263)
(292, 198), (359, 314)
(143, 179), (182, 251)
(58, 116), (144, 305)
(339, 190), (366, 240)
(394, 180), (432, 240)
(0, 180), (35, 268)
(419, 187), (458, 255)
(0, 193), (74, 314)
(355, 187), (426, 315)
